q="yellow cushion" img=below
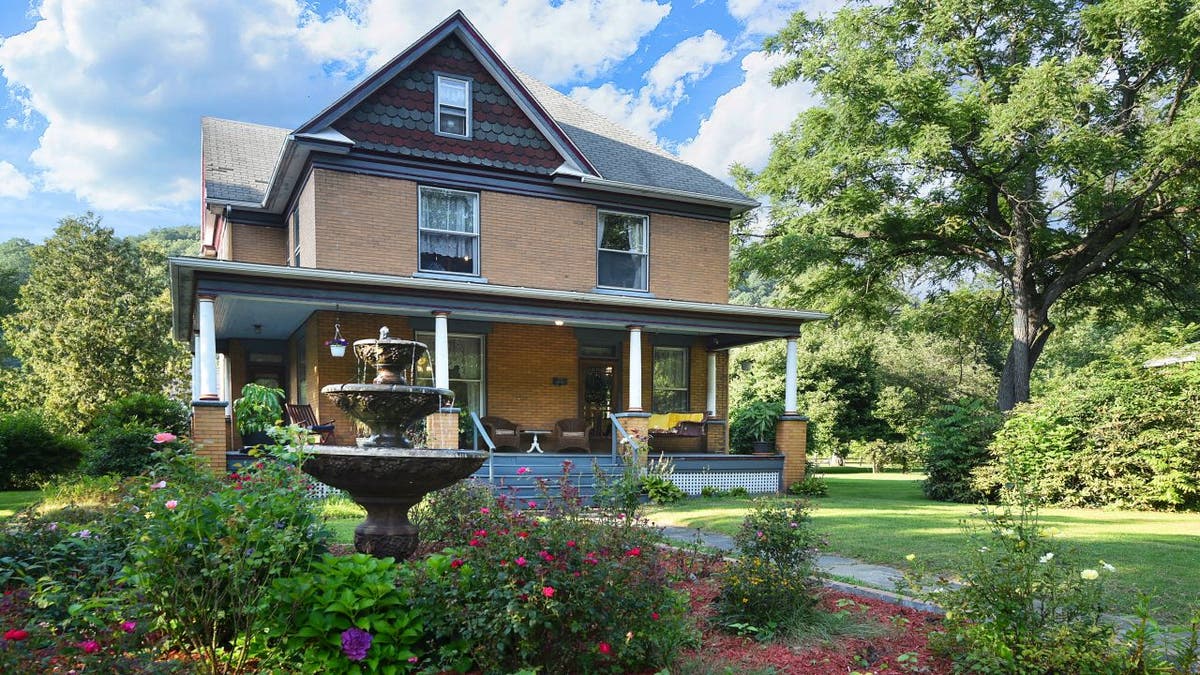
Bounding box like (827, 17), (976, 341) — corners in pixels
(647, 414), (672, 431)
(668, 412), (703, 427)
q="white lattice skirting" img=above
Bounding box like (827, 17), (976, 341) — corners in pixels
(307, 480), (343, 500)
(669, 471), (780, 495)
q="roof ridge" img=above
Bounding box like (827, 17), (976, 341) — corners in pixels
(202, 116), (290, 133)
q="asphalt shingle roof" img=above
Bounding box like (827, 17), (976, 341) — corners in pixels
(201, 72), (753, 208)
(202, 117), (290, 204)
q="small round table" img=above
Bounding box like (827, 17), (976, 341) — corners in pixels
(522, 429), (550, 453)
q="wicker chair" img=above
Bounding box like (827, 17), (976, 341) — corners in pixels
(552, 418), (591, 452)
(480, 416), (520, 451)
(284, 404), (335, 444)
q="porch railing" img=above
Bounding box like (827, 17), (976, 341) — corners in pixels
(608, 413), (639, 465)
(468, 411), (497, 482)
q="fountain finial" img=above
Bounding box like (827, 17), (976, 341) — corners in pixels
(379, 326), (390, 339)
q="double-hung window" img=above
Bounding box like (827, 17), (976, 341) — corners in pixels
(597, 210), (648, 291)
(415, 332), (486, 414)
(419, 186), (479, 275)
(436, 75), (471, 138)
(652, 346), (689, 413)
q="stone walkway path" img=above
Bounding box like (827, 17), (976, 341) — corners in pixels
(657, 525), (942, 613)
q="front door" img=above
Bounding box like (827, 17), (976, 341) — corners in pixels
(580, 359), (619, 438)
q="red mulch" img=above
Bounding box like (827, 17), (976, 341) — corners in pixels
(673, 564), (953, 674)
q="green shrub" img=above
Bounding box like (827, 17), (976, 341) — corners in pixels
(121, 428), (330, 674)
(258, 553), (424, 673)
(89, 393), (189, 436)
(906, 492), (1128, 673)
(0, 410), (86, 489)
(919, 397), (1001, 503)
(729, 399), (783, 454)
(411, 478), (496, 547)
(787, 476), (828, 497)
(642, 456), (686, 504)
(408, 484), (693, 673)
(977, 358), (1200, 510)
(716, 500), (823, 635)
(81, 423), (159, 477)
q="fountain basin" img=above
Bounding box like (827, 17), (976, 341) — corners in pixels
(320, 383), (452, 448)
(304, 446), (487, 559)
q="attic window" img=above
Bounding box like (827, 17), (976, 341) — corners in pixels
(436, 75), (471, 139)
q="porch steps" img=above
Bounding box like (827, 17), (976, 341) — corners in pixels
(470, 454), (623, 503)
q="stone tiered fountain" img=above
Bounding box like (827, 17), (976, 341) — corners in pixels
(301, 327), (487, 560)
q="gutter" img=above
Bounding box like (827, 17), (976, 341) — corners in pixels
(552, 174), (759, 216)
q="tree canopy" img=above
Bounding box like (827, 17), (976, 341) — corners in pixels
(742, 0), (1200, 409)
(0, 215), (190, 429)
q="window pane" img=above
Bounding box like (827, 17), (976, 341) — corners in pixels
(421, 189), (477, 233)
(420, 232), (477, 274)
(448, 336), (482, 379)
(414, 332), (484, 415)
(599, 213), (646, 253)
(654, 348), (687, 389)
(438, 78), (468, 107)
(598, 250), (646, 289)
(438, 110), (468, 136)
(654, 390), (689, 414)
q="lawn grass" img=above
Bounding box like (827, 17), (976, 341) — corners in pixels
(646, 473), (1200, 622)
(0, 490), (42, 519)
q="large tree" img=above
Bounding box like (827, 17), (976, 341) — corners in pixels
(1, 215), (189, 428)
(743, 0), (1200, 409)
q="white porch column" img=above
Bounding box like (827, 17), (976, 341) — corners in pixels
(706, 351), (718, 415)
(433, 311), (450, 390)
(784, 336), (799, 415)
(197, 295), (219, 400)
(191, 333), (201, 401)
(627, 325), (643, 412)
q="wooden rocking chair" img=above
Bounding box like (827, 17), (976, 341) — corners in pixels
(285, 404), (336, 444)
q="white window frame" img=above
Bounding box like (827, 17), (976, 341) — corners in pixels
(652, 346), (689, 413)
(418, 185), (480, 276)
(435, 75), (472, 139)
(415, 331), (486, 414)
(597, 210), (649, 291)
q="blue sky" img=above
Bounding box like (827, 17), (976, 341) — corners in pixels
(0, 0), (830, 241)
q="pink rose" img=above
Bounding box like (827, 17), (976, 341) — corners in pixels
(149, 480), (167, 490)
(517, 467), (530, 475)
(79, 640), (100, 654)
(165, 500), (178, 510)
(120, 621), (137, 633)
(542, 586), (555, 598)
(153, 432), (177, 444)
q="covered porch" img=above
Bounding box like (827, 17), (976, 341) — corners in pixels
(172, 258), (825, 492)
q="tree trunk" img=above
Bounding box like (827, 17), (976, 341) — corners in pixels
(997, 311), (1054, 411)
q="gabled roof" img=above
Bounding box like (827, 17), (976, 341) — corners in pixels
(201, 118), (289, 204)
(201, 11), (756, 215)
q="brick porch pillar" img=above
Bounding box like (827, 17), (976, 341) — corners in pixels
(776, 415), (809, 491)
(426, 408), (461, 449)
(614, 411), (650, 464)
(191, 401), (229, 474)
(704, 418), (727, 452)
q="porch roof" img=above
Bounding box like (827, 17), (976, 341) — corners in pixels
(170, 257), (827, 348)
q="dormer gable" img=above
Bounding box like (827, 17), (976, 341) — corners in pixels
(296, 11), (594, 177)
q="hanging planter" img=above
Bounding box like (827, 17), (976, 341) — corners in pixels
(325, 322), (349, 358)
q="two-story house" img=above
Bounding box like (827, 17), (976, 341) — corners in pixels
(170, 11), (824, 494)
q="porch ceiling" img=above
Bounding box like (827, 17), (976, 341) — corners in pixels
(171, 257), (828, 347)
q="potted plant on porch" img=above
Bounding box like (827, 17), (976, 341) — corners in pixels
(233, 383), (285, 448)
(738, 400), (783, 454)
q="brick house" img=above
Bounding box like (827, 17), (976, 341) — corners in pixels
(170, 12), (824, 493)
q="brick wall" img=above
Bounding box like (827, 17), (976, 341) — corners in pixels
(272, 168), (730, 303)
(229, 224), (286, 265)
(487, 322), (579, 428)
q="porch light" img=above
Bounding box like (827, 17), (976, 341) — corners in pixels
(554, 320), (564, 326)
(325, 322), (348, 358)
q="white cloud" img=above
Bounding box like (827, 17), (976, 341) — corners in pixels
(677, 50), (815, 181)
(569, 30), (733, 144)
(0, 0), (670, 212)
(0, 161), (33, 199)
(645, 30), (732, 103)
(725, 0), (843, 36)
(301, 0), (671, 85)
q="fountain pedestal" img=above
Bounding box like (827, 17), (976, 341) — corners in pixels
(302, 328), (486, 560)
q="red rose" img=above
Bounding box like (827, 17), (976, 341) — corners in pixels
(4, 629), (29, 641)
